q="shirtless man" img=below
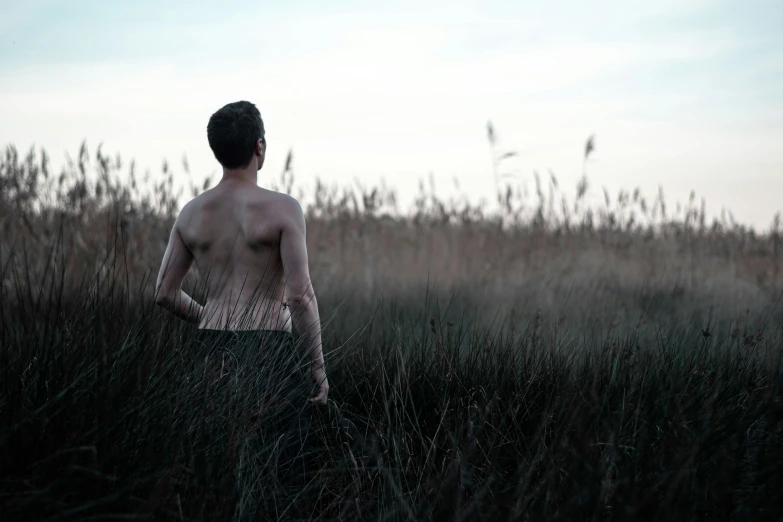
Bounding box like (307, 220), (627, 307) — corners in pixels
(153, 100), (328, 406)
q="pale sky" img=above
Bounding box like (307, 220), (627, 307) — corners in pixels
(1, 0), (781, 229)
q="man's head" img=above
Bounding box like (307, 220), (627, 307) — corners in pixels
(207, 101), (266, 171)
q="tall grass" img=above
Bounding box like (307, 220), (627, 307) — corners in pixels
(1, 140), (783, 520)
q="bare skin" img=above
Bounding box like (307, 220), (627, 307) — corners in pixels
(154, 137), (328, 405)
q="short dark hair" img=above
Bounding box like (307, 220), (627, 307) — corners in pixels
(207, 101), (265, 169)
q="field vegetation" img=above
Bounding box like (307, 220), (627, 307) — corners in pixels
(1, 135), (782, 520)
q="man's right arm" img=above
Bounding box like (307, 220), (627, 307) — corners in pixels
(279, 197), (328, 404)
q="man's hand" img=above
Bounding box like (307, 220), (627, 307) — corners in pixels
(309, 367), (329, 406)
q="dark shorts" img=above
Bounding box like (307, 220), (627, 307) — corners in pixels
(192, 329), (311, 506)
(192, 329), (308, 384)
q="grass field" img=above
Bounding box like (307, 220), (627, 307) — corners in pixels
(1, 142), (783, 520)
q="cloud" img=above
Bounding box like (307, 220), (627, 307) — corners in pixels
(0, 0), (781, 228)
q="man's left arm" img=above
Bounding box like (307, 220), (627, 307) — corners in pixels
(154, 219), (203, 324)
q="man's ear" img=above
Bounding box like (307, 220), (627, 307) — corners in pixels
(255, 138), (266, 170)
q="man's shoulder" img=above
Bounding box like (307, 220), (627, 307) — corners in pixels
(175, 191), (209, 220)
(267, 191), (304, 215)
(174, 195), (198, 221)
(176, 187), (303, 222)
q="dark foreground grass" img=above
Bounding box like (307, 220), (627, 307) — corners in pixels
(2, 139), (783, 520)
(2, 259), (783, 521)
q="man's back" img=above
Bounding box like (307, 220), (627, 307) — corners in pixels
(177, 180), (298, 331)
(154, 100), (328, 405)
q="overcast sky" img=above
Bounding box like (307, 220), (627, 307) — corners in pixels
(1, 0), (781, 229)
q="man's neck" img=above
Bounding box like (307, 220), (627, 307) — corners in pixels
(220, 166), (258, 186)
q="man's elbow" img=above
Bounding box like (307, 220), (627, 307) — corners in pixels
(155, 291), (173, 308)
(289, 288), (317, 308)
